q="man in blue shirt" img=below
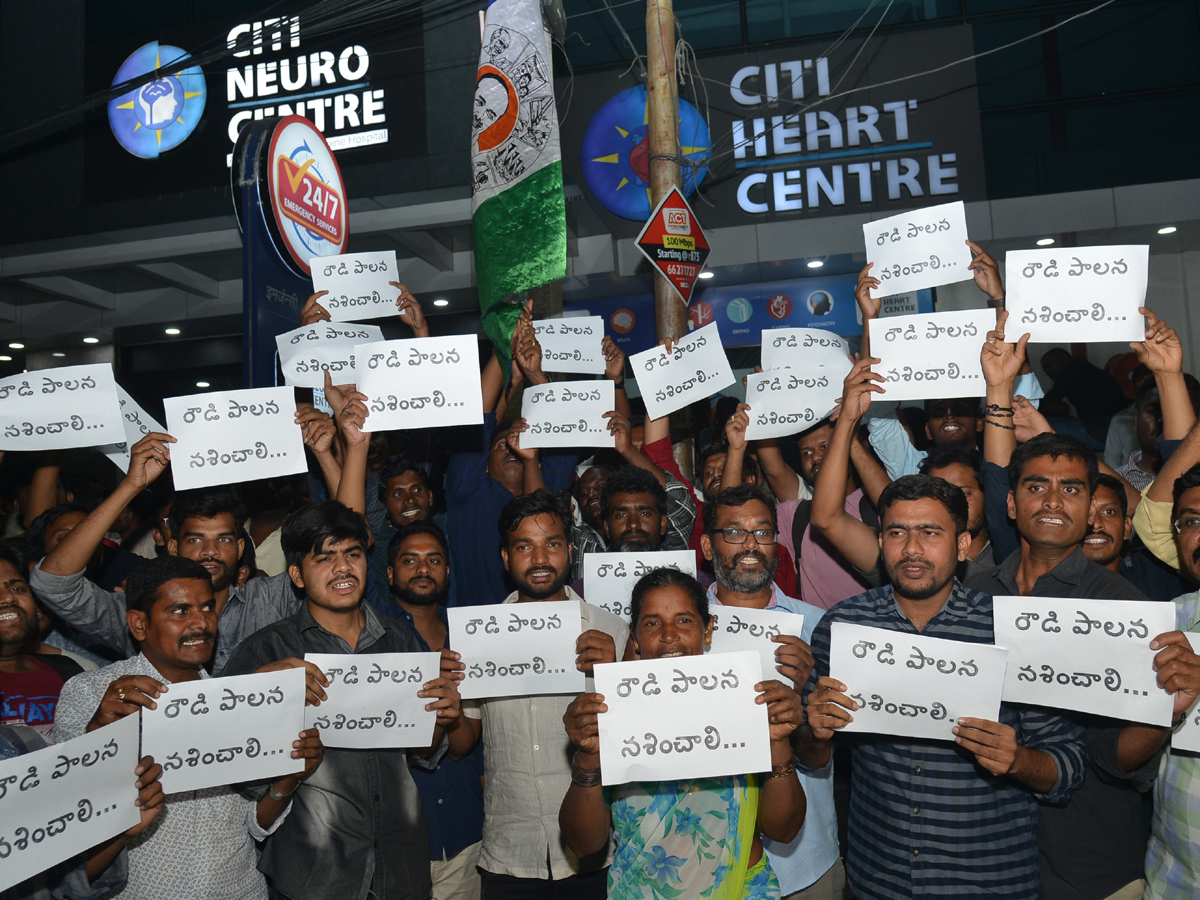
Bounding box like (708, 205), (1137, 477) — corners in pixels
(797, 475), (1087, 900)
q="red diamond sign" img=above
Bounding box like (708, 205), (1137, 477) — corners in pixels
(635, 186), (711, 305)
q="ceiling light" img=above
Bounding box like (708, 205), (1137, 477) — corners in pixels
(196, 381), (210, 388)
(8, 342), (23, 349)
(1158, 226), (1178, 235)
(698, 271), (715, 279)
(806, 260), (824, 269)
(0, 356), (11, 362)
(165, 327), (181, 335)
(1036, 238), (1055, 246)
(432, 299), (449, 307)
(52, 352), (66, 358)
(82, 337), (99, 344)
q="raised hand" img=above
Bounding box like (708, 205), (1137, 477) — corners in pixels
(602, 336), (626, 382)
(300, 291), (331, 326)
(839, 357), (885, 423)
(1012, 395), (1053, 442)
(1132, 307), (1183, 375)
(726, 403), (751, 451)
(980, 309), (1031, 387)
(855, 263), (882, 320)
(506, 418), (537, 464)
(604, 411), (633, 455)
(966, 240), (1005, 303)
(324, 371), (370, 447)
(295, 408), (336, 455)
(392, 282), (429, 337)
(124, 432), (176, 490)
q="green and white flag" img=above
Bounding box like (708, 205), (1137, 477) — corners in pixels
(471, 0), (566, 366)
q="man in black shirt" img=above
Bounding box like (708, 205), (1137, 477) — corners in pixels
(223, 501), (474, 900)
(967, 433), (1199, 900)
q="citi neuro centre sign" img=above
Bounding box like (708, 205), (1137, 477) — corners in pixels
(223, 15), (389, 161)
(719, 26), (986, 219)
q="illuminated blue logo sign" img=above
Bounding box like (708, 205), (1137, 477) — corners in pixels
(108, 43), (206, 158)
(581, 86), (710, 222)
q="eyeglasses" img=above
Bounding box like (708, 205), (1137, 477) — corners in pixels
(711, 527), (778, 545)
(1175, 516), (1200, 535)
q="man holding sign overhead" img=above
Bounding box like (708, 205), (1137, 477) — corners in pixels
(799, 475), (1086, 900)
(53, 556), (324, 900)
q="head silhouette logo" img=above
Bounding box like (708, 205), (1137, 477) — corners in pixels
(108, 43), (206, 159)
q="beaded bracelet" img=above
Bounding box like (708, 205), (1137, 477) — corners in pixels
(984, 420), (1016, 431)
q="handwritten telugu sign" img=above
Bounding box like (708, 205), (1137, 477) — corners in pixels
(829, 622), (1008, 741)
(760, 328), (851, 372)
(0, 364), (125, 452)
(533, 316), (605, 375)
(744, 364), (849, 440)
(630, 323), (735, 421)
(276, 322), (385, 389)
(164, 386), (307, 491)
(309, 250), (399, 322)
(992, 596), (1174, 726)
(863, 200), (973, 296)
(709, 606), (805, 682)
(1004, 245), (1148, 343)
(1171, 634), (1200, 754)
(99, 386), (167, 472)
(448, 601), (585, 699)
(868, 309), (992, 401)
(522, 381), (614, 450)
(141, 668), (306, 793)
(356, 335), (483, 432)
(594, 650), (770, 785)
(304, 652), (440, 749)
(0, 716), (140, 895)
(582, 551), (698, 621)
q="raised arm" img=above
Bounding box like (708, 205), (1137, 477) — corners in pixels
(720, 404), (751, 491)
(41, 433), (174, 575)
(850, 425), (891, 506)
(603, 336), (633, 419)
(606, 412), (671, 487)
(1134, 307), (1194, 439)
(296, 407), (341, 498)
(325, 374), (371, 516)
(810, 360), (886, 574)
(855, 263), (881, 358)
(392, 282), (430, 338)
(980, 310), (1028, 469)
(23, 451), (64, 528)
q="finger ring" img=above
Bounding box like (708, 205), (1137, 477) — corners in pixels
(117, 688), (126, 702)
(341, 405), (352, 416)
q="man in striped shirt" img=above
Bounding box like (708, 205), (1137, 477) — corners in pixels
(796, 475), (1086, 899)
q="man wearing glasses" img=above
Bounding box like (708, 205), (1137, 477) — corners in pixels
(699, 484), (844, 900)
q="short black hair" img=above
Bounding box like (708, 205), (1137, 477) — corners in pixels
(697, 443), (759, 485)
(1093, 473), (1129, 520)
(920, 447), (982, 479)
(0, 541), (32, 579)
(378, 458), (431, 495)
(281, 501), (370, 570)
(26, 502), (93, 553)
(1008, 433), (1099, 493)
(125, 556), (212, 616)
(601, 467), (667, 520)
(497, 489), (570, 546)
(878, 474), (969, 536)
(1172, 463), (1200, 522)
(387, 520), (450, 567)
(1135, 379), (1161, 413)
(170, 490), (249, 539)
(702, 484), (777, 534)
(629, 568), (711, 629)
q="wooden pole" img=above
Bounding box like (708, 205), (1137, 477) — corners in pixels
(645, 0), (684, 344)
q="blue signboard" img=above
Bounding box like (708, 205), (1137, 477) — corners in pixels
(565, 276), (932, 356)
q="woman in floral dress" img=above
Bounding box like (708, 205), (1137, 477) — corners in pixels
(560, 568), (807, 899)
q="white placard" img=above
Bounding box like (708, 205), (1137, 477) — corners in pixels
(522, 381), (615, 449)
(630, 323), (735, 420)
(304, 652), (440, 749)
(309, 250), (400, 322)
(164, 386), (307, 491)
(744, 365), (849, 440)
(594, 651), (770, 785)
(582, 551), (698, 621)
(534, 316), (606, 375)
(1171, 633), (1200, 754)
(100, 386), (167, 472)
(1004, 245), (1148, 343)
(829, 622), (1009, 741)
(356, 335), (483, 432)
(993, 596), (1174, 726)
(709, 605), (805, 681)
(863, 200), (974, 296)
(760, 328), (852, 371)
(141, 668), (307, 793)
(868, 309), (992, 401)
(448, 601), (586, 699)
(0, 716), (140, 895)
(276, 322), (385, 389)
(0, 364), (125, 452)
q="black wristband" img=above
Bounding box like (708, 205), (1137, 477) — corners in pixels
(613, 379), (625, 390)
